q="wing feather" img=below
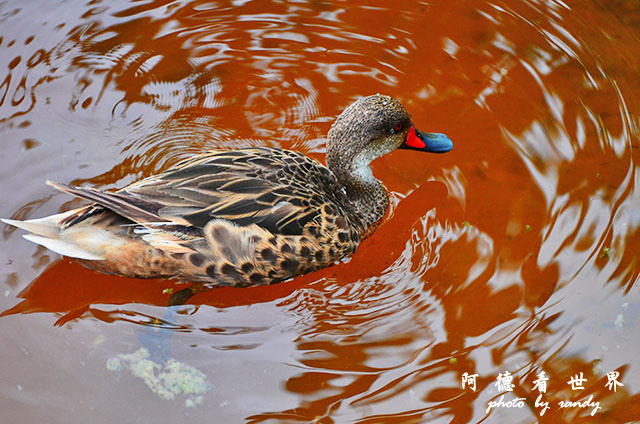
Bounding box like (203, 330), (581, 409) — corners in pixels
(49, 148), (340, 237)
(46, 181), (163, 224)
(119, 148), (338, 236)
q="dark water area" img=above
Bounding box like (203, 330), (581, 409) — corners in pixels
(1, 0), (639, 422)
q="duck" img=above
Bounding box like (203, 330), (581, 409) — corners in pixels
(2, 94), (452, 288)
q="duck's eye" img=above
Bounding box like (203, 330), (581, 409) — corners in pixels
(392, 122), (404, 133)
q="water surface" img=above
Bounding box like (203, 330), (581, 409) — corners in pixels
(1, 0), (639, 422)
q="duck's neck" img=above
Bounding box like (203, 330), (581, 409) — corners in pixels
(327, 152), (389, 237)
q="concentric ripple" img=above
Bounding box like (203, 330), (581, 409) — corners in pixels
(1, 0), (639, 423)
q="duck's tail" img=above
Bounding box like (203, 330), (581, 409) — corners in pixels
(2, 210), (105, 260)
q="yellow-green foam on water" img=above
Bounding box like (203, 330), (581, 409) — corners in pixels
(107, 347), (211, 407)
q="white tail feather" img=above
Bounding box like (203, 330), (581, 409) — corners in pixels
(1, 210), (76, 238)
(3, 210), (106, 261)
(23, 234), (105, 260)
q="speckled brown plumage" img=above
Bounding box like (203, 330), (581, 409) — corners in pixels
(2, 94), (452, 287)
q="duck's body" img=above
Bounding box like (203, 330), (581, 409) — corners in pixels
(3, 94), (452, 287)
(39, 147), (362, 287)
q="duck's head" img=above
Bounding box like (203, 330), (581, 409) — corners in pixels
(326, 94), (453, 182)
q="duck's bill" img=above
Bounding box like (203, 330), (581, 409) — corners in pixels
(400, 126), (453, 153)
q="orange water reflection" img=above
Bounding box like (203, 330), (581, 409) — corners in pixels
(1, 0), (640, 422)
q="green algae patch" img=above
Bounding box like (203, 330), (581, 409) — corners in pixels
(107, 348), (211, 407)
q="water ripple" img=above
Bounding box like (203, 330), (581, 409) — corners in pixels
(2, 0), (640, 422)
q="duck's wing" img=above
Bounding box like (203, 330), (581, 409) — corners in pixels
(57, 148), (335, 237)
(47, 181), (164, 225)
